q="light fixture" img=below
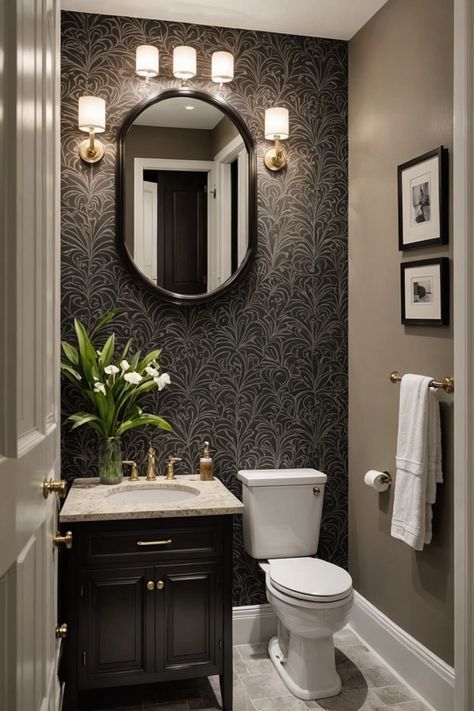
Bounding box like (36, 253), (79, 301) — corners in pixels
(211, 51), (234, 84)
(135, 45), (159, 79)
(264, 107), (289, 171)
(173, 46), (197, 80)
(78, 96), (106, 164)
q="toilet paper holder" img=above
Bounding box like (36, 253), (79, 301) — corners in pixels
(364, 470), (393, 492)
(379, 471), (392, 486)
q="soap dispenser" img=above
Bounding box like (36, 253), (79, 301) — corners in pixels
(199, 441), (214, 481)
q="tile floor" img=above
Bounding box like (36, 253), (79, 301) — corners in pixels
(89, 628), (430, 711)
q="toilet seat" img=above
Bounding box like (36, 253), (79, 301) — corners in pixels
(268, 557), (352, 603)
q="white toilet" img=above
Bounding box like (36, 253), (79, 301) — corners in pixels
(237, 468), (353, 700)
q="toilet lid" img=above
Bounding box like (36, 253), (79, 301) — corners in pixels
(268, 557), (353, 602)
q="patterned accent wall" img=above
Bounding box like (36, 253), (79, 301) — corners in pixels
(61, 11), (348, 606)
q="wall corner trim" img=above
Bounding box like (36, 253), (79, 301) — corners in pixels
(350, 591), (455, 711)
(232, 604), (278, 645)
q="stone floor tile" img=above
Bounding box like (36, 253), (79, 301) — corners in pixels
(240, 658), (275, 677)
(313, 688), (384, 711)
(372, 685), (417, 706)
(253, 695), (315, 710)
(235, 643), (269, 662)
(384, 702), (430, 711)
(363, 667), (400, 688)
(240, 671), (292, 700)
(335, 645), (381, 671)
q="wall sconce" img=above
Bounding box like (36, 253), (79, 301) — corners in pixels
(211, 51), (234, 85)
(78, 96), (106, 164)
(264, 107), (289, 171)
(173, 46), (197, 80)
(136, 44), (159, 79)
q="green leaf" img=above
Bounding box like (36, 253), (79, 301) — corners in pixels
(139, 348), (162, 371)
(74, 317), (99, 383)
(129, 351), (141, 371)
(67, 412), (105, 436)
(115, 414), (172, 437)
(118, 338), (132, 363)
(61, 341), (79, 365)
(90, 309), (120, 338)
(60, 361), (82, 382)
(99, 333), (115, 368)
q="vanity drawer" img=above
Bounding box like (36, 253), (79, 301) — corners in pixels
(78, 520), (222, 566)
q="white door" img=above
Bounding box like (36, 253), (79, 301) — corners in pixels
(0, 0), (61, 710)
(135, 180), (158, 283)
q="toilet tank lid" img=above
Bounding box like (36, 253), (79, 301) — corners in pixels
(237, 468), (327, 486)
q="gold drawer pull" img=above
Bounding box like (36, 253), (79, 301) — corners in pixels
(136, 539), (172, 547)
(54, 531), (73, 549)
(156, 580), (165, 590)
(146, 580), (155, 591)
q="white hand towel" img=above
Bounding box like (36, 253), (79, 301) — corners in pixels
(391, 374), (442, 550)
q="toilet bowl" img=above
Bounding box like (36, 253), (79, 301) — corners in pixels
(237, 468), (353, 701)
(262, 558), (353, 699)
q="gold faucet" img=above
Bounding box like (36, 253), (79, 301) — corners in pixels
(123, 460), (139, 481)
(146, 444), (157, 481)
(165, 456), (182, 480)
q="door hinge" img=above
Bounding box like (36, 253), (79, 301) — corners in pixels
(81, 650), (87, 666)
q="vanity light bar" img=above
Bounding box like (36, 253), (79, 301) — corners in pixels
(135, 45), (234, 84)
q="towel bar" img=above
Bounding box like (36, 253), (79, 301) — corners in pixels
(389, 370), (454, 394)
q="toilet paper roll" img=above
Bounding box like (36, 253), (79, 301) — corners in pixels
(364, 470), (390, 493)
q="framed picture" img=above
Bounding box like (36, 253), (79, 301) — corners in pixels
(400, 257), (449, 326)
(398, 146), (448, 250)
(400, 258), (449, 326)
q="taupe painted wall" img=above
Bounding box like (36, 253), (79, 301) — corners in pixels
(348, 0), (454, 664)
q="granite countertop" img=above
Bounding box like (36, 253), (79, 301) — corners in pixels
(60, 475), (244, 522)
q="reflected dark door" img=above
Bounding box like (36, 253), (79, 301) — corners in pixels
(156, 171), (208, 294)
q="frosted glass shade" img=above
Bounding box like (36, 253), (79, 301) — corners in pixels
(78, 96), (106, 133)
(211, 51), (234, 83)
(173, 46), (197, 79)
(264, 107), (289, 140)
(136, 45), (159, 78)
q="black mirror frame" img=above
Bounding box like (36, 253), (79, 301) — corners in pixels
(116, 87), (257, 305)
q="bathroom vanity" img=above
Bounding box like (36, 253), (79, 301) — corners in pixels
(59, 477), (243, 711)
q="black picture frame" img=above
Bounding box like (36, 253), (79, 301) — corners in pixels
(398, 146), (448, 250)
(400, 258), (449, 326)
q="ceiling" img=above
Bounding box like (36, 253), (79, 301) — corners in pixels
(134, 97), (224, 129)
(61, 0), (389, 41)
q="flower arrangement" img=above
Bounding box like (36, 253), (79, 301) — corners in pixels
(61, 311), (172, 482)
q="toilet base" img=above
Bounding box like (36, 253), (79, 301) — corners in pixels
(268, 636), (342, 700)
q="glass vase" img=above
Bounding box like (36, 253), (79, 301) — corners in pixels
(98, 437), (123, 485)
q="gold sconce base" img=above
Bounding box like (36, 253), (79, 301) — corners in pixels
(79, 137), (105, 164)
(264, 146), (288, 172)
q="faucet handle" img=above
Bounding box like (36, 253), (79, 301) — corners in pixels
(165, 456), (182, 480)
(123, 460), (139, 481)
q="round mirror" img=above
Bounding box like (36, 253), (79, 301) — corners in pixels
(117, 89), (256, 304)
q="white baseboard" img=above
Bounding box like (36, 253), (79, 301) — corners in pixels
(232, 604), (277, 645)
(350, 591), (455, 711)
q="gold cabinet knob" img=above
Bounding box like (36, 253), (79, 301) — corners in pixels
(43, 479), (67, 499)
(55, 623), (68, 639)
(313, 487), (321, 496)
(156, 580), (165, 590)
(53, 531), (73, 549)
(146, 580), (155, 591)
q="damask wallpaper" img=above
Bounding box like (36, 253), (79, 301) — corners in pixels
(61, 11), (348, 605)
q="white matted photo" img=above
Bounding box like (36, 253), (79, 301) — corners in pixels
(398, 147), (448, 250)
(401, 258), (449, 326)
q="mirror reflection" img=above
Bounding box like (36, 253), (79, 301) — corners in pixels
(124, 96), (249, 296)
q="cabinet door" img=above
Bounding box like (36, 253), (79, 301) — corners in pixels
(156, 562), (222, 673)
(78, 566), (155, 689)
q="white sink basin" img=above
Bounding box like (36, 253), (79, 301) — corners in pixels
(106, 486), (200, 505)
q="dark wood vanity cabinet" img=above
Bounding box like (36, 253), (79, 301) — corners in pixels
(61, 516), (233, 710)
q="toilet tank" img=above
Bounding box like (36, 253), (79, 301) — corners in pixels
(237, 469), (327, 559)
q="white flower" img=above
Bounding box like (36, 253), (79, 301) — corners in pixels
(94, 381), (106, 395)
(96, 349), (102, 356)
(154, 373), (171, 391)
(124, 371), (143, 385)
(120, 359), (130, 371)
(104, 365), (120, 375)
(145, 365), (159, 377)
